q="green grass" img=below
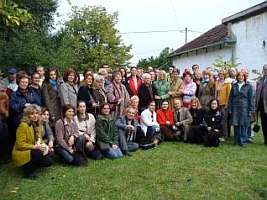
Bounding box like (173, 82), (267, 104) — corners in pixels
(1, 133), (267, 200)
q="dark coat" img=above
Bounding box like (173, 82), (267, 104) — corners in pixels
(190, 108), (205, 125)
(42, 81), (62, 125)
(138, 83), (154, 112)
(228, 82), (254, 127)
(77, 86), (98, 114)
(9, 88), (41, 127)
(256, 76), (267, 114)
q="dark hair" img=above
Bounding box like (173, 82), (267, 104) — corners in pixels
(208, 99), (219, 110)
(17, 73), (30, 85)
(111, 70), (122, 81)
(45, 67), (58, 82)
(63, 68), (78, 83)
(41, 107), (49, 114)
(83, 69), (92, 78)
(100, 103), (110, 113)
(148, 100), (156, 106)
(0, 92), (9, 118)
(183, 71), (193, 78)
(161, 100), (169, 105)
(77, 100), (86, 108)
(62, 104), (75, 117)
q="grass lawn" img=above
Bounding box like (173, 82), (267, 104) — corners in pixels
(1, 133), (267, 200)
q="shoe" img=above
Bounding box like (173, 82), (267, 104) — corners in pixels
(219, 138), (225, 142)
(247, 138), (254, 143)
(123, 151), (132, 157)
(24, 172), (37, 179)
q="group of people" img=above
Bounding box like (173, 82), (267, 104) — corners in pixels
(0, 63), (266, 179)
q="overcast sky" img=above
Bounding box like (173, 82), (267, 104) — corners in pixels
(56, 0), (264, 65)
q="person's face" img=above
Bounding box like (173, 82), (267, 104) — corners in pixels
(96, 80), (104, 89)
(159, 72), (165, 80)
(148, 102), (156, 112)
(172, 71), (179, 79)
(67, 72), (75, 83)
(42, 111), (50, 122)
(32, 74), (41, 85)
(85, 75), (93, 86)
(49, 70), (57, 80)
(131, 68), (137, 76)
(131, 99), (139, 107)
(29, 110), (39, 122)
(65, 108), (75, 120)
(184, 74), (192, 83)
(195, 72), (201, 80)
(210, 100), (218, 110)
(8, 73), (16, 81)
(161, 102), (169, 110)
(229, 69), (236, 77)
(37, 67), (45, 77)
(150, 72), (155, 81)
(148, 67), (153, 72)
(120, 69), (125, 76)
(127, 109), (136, 120)
(114, 73), (122, 83)
(101, 105), (110, 116)
(237, 73), (245, 82)
(78, 102), (86, 114)
(144, 76), (151, 84)
(192, 65), (199, 72)
(174, 100), (182, 109)
(203, 74), (210, 80)
(19, 78), (29, 89)
(218, 72), (224, 80)
(137, 69), (143, 77)
(191, 100), (197, 109)
(169, 67), (174, 74)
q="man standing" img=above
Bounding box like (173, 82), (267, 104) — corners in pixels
(3, 67), (18, 93)
(256, 64), (267, 145)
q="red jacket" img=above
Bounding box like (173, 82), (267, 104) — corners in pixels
(127, 77), (142, 96)
(156, 108), (174, 126)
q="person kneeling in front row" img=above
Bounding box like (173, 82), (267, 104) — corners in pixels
(116, 107), (139, 156)
(12, 104), (52, 179)
(96, 103), (123, 159)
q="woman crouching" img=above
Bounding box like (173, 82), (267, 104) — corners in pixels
(12, 104), (52, 179)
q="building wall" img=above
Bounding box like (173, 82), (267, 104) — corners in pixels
(171, 47), (232, 72)
(231, 12), (267, 73)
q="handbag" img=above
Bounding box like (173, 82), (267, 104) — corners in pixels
(253, 112), (260, 133)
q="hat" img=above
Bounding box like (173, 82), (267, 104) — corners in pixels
(8, 67), (17, 74)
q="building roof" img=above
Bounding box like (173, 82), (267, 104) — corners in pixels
(222, 1), (267, 24)
(169, 24), (228, 57)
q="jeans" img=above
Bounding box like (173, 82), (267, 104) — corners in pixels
(55, 147), (74, 164)
(103, 147), (123, 159)
(234, 126), (247, 146)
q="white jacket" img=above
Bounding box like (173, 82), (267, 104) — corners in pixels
(140, 108), (159, 135)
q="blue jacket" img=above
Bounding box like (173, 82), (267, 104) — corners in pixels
(9, 88), (41, 127)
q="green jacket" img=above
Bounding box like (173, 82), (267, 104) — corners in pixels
(153, 80), (170, 99)
(96, 115), (119, 145)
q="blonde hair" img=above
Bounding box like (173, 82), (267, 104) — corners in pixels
(191, 97), (202, 109)
(21, 104), (42, 125)
(128, 95), (139, 108)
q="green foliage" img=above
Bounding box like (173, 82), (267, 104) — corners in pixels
(137, 47), (171, 70)
(212, 55), (240, 70)
(0, 0), (32, 27)
(57, 6), (132, 72)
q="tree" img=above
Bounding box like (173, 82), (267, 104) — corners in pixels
(137, 47), (171, 70)
(56, 6), (132, 72)
(212, 56), (240, 70)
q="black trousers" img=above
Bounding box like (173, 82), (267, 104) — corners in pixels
(260, 110), (267, 144)
(22, 149), (52, 176)
(0, 120), (9, 162)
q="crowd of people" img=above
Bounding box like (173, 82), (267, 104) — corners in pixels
(0, 63), (266, 179)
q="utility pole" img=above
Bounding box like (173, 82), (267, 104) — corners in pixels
(185, 27), (188, 44)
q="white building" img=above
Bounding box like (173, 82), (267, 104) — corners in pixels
(169, 1), (267, 76)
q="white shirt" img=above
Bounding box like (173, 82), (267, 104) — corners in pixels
(140, 108), (159, 135)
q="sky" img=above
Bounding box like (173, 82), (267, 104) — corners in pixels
(55, 0), (265, 65)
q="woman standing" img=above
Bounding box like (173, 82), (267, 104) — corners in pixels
(55, 104), (87, 165)
(199, 70), (215, 108)
(127, 67), (142, 96)
(59, 68), (79, 108)
(42, 67), (62, 126)
(181, 71), (197, 108)
(74, 101), (102, 160)
(77, 73), (99, 116)
(153, 70), (170, 108)
(168, 68), (183, 109)
(107, 71), (129, 119)
(12, 105), (52, 178)
(96, 103), (123, 159)
(228, 72), (254, 146)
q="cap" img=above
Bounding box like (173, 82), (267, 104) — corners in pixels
(8, 67), (17, 74)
